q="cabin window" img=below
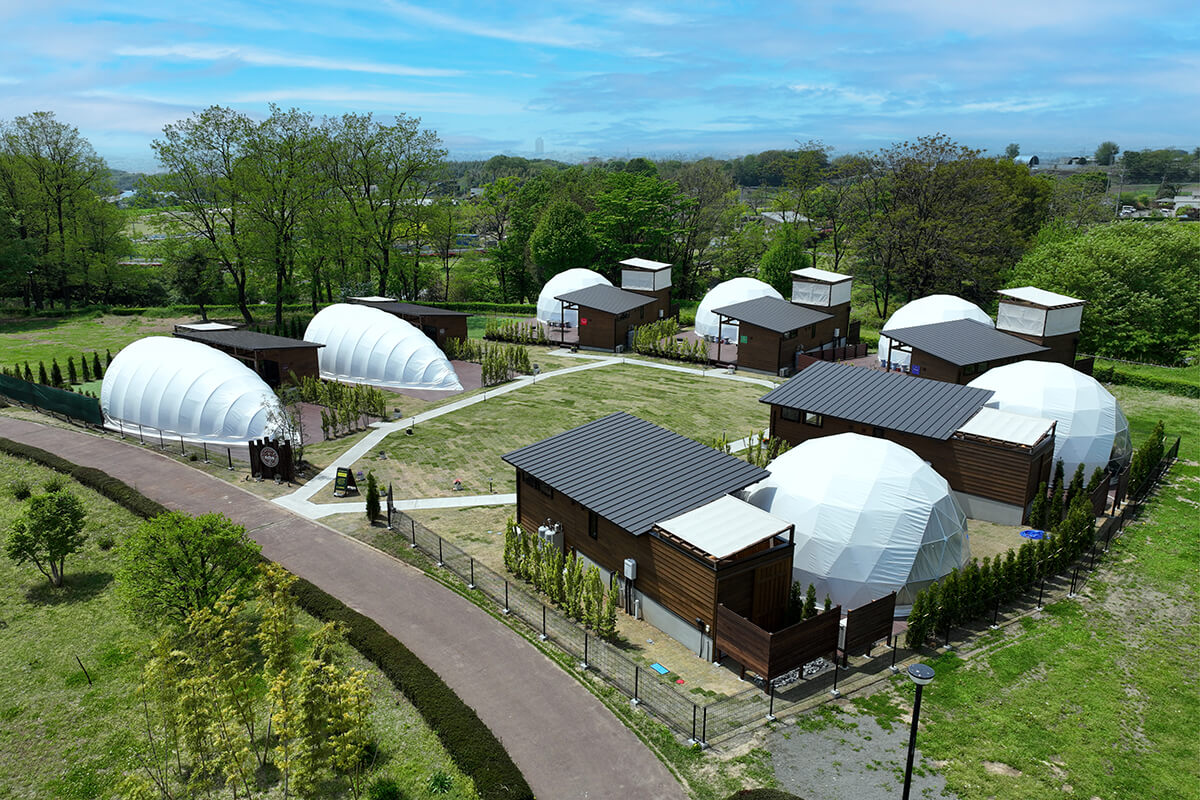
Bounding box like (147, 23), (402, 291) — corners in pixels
(522, 473), (554, 498)
(639, 307), (645, 319)
(588, 510), (598, 539)
(802, 411), (823, 427)
(808, 324), (817, 338)
(781, 329), (797, 341)
(781, 407), (800, 422)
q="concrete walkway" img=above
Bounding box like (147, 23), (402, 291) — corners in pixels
(0, 417), (686, 800)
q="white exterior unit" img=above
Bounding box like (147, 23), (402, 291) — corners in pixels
(623, 558), (637, 581)
(791, 268), (852, 308)
(536, 268), (611, 326)
(996, 287), (1085, 337)
(101, 337), (285, 445)
(304, 304), (462, 391)
(744, 433), (969, 613)
(619, 257), (672, 291)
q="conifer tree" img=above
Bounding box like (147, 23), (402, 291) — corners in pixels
(601, 583), (619, 639)
(364, 472), (379, 522)
(1002, 549), (1018, 601)
(106, 348), (113, 366)
(787, 580), (804, 624)
(50, 358), (62, 387)
(1049, 460), (1066, 527)
(1065, 463), (1086, 507)
(81, 353), (91, 381)
(565, 551), (583, 620)
(1029, 482), (1049, 529)
(23, 362), (32, 382)
(924, 581), (945, 642)
(906, 589), (928, 649)
(38, 361), (48, 384)
(67, 356), (78, 384)
(803, 583), (818, 619)
(1087, 467), (1106, 493)
(92, 352), (103, 378)
(823, 594), (832, 612)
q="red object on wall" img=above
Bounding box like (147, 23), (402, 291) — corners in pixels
(580, 317), (588, 325)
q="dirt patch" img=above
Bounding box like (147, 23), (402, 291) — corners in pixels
(983, 760), (1023, 777)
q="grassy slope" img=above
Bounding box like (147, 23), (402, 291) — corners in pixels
(0, 453), (477, 800)
(352, 364), (771, 498)
(914, 460), (1199, 800)
(0, 315), (184, 367)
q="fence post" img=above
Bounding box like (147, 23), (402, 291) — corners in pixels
(503, 580), (510, 614)
(138, 424), (144, 444)
(691, 704), (697, 744)
(227, 448), (233, 470)
(1037, 578), (1045, 611)
(831, 658), (840, 697)
(1069, 564), (1079, 597)
(581, 633), (589, 670)
(701, 705), (708, 748)
(202, 442), (209, 463)
(990, 595), (1000, 629)
(159, 430), (164, 450)
(891, 635), (899, 673)
(767, 682), (775, 721)
(437, 537), (444, 567)
(540, 605), (547, 641)
(633, 666), (641, 706)
(469, 557), (475, 590)
(410, 520), (417, 549)
(180, 435), (185, 455)
(118, 419), (125, 439)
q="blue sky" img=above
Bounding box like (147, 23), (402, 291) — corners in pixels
(0, 1), (1196, 170)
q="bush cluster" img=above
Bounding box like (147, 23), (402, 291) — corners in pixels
(1128, 421), (1167, 496)
(290, 375), (389, 439)
(503, 519), (618, 639)
(483, 318), (548, 345)
(709, 430), (792, 468)
(633, 318), (708, 362)
(444, 338), (533, 385)
(1, 351), (107, 397)
(0, 440), (533, 800)
(0, 438), (169, 519)
(1093, 365), (1198, 398)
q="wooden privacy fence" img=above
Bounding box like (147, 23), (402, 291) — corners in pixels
(804, 342), (868, 364)
(716, 604), (841, 683)
(842, 592), (897, 662)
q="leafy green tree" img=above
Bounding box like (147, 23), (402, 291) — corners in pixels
(530, 199), (595, 281)
(588, 171), (680, 270)
(1005, 143), (1021, 159)
(1094, 141), (1120, 166)
(5, 489), (87, 586)
(1008, 221), (1200, 362)
(118, 511), (262, 627)
(758, 224), (810, 296)
(170, 245), (222, 321)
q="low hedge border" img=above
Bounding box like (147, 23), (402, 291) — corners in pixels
(1092, 365), (1198, 398)
(0, 436), (533, 800)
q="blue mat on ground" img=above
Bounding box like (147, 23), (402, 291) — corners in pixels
(1020, 529), (1046, 539)
(649, 662), (669, 675)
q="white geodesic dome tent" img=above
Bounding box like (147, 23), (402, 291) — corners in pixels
(101, 337), (285, 445)
(878, 295), (993, 368)
(536, 268), (611, 327)
(304, 304), (462, 391)
(694, 277), (783, 340)
(968, 361), (1131, 478)
(743, 434), (969, 612)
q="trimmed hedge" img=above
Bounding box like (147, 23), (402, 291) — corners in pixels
(288, 576), (533, 800)
(725, 791), (807, 800)
(1092, 365), (1198, 398)
(0, 435), (534, 800)
(0, 437), (169, 519)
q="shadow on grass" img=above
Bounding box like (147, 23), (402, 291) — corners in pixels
(24, 570), (114, 606)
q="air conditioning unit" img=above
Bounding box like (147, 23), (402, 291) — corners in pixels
(778, 367), (792, 378)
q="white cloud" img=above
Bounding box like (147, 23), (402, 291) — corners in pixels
(114, 44), (463, 78)
(232, 86), (524, 115)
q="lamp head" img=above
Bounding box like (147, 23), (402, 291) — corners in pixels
(907, 663), (935, 686)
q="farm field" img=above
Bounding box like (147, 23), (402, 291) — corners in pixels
(0, 452), (478, 800)
(326, 363), (771, 501)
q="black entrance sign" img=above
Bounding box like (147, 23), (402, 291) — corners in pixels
(334, 467), (358, 497)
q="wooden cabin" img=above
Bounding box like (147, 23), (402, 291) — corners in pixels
(995, 287), (1086, 366)
(618, 257), (673, 321)
(173, 323), (323, 388)
(761, 359), (1056, 524)
(347, 296), (469, 348)
(553, 285), (656, 351)
(502, 412), (795, 649)
(711, 296), (834, 376)
(882, 318), (1048, 384)
(791, 267), (853, 346)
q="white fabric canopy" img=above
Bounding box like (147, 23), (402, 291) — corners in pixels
(694, 277), (783, 340)
(956, 407), (1055, 447)
(536, 269), (611, 326)
(968, 361), (1132, 478)
(744, 434), (969, 612)
(101, 337), (285, 445)
(305, 304), (462, 391)
(878, 295), (993, 368)
(656, 495), (792, 560)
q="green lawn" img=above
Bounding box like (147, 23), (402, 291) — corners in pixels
(0, 314), (186, 368)
(0, 453), (478, 799)
(1111, 383), (1200, 461)
(910, 460), (1200, 800)
(347, 363), (771, 500)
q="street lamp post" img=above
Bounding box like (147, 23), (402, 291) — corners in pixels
(901, 663), (935, 800)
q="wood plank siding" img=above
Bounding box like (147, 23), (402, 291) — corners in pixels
(737, 317), (839, 374)
(906, 348), (1033, 385)
(576, 306), (649, 350)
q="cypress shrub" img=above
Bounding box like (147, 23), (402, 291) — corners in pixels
(92, 352), (103, 378)
(50, 358), (63, 387)
(1029, 482), (1048, 530)
(1065, 463), (1086, 507)
(67, 357), (78, 385)
(38, 361), (48, 384)
(802, 583), (817, 619)
(106, 348), (113, 366)
(365, 471), (380, 522)
(23, 362), (32, 382)
(1049, 460), (1066, 527)
(81, 354), (91, 382)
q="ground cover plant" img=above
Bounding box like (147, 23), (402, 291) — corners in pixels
(337, 363), (770, 500)
(907, 460), (1199, 799)
(0, 452), (479, 799)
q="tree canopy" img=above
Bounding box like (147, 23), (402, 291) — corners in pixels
(1008, 221), (1200, 362)
(5, 489), (87, 587)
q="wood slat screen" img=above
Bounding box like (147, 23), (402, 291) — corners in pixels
(842, 592), (896, 656)
(716, 604), (842, 682)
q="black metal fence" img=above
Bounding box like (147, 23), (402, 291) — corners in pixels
(389, 437), (1181, 745)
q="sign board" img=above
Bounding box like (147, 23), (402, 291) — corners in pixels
(739, 334), (748, 344)
(580, 317), (588, 326)
(249, 437), (294, 482)
(333, 466), (358, 497)
(911, 364), (921, 376)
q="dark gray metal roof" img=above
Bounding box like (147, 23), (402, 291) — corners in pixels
(502, 412), (769, 536)
(174, 328), (324, 352)
(554, 284), (656, 315)
(884, 318), (1047, 366)
(712, 296), (832, 334)
(759, 361), (994, 440)
(348, 298), (470, 317)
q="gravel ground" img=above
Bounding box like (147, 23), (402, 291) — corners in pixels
(768, 702), (958, 800)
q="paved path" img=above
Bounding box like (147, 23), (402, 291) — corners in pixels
(0, 417), (686, 800)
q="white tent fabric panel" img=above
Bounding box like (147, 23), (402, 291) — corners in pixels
(536, 269), (612, 326)
(1045, 304), (1084, 336)
(878, 295), (993, 368)
(304, 304), (462, 391)
(101, 337), (284, 445)
(968, 361), (1131, 478)
(956, 407), (1055, 447)
(997, 286), (1083, 307)
(656, 495), (791, 560)
(996, 302), (1046, 336)
(694, 278), (783, 340)
(791, 280), (831, 307)
(743, 434), (969, 613)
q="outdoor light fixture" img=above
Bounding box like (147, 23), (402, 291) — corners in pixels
(901, 662), (935, 800)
